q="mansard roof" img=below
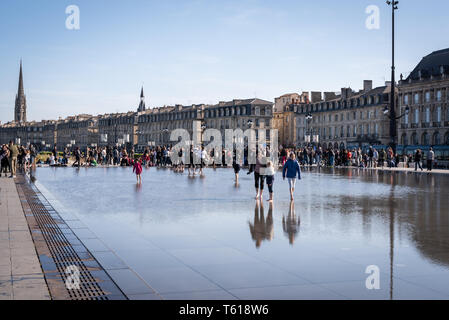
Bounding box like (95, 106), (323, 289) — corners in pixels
(407, 48), (449, 81)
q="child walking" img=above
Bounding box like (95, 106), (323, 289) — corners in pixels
(133, 157), (143, 184)
(264, 161), (275, 202)
(282, 152), (301, 201)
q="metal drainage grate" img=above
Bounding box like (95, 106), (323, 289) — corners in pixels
(15, 174), (122, 300)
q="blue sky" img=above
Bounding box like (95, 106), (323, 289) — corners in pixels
(1, 0), (448, 122)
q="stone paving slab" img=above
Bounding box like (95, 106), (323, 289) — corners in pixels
(0, 177), (50, 300)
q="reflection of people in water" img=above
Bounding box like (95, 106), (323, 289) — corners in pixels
(282, 201), (300, 245)
(249, 201), (273, 248)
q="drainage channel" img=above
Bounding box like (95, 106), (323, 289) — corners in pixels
(15, 173), (127, 300)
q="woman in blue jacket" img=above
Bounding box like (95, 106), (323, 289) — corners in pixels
(282, 152), (301, 201)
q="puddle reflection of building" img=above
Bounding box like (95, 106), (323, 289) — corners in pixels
(282, 201), (300, 245)
(248, 201), (273, 248)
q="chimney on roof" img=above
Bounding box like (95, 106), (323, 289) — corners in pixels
(363, 80), (373, 92)
(341, 88), (352, 99)
(324, 92), (337, 101)
(311, 91), (322, 103)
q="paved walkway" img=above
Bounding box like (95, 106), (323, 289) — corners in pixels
(0, 177), (50, 300)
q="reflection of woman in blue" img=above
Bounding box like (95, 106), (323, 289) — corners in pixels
(282, 201), (300, 245)
(248, 201), (273, 248)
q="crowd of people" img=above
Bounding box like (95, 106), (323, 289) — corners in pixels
(278, 145), (436, 172)
(1, 140), (439, 202)
(0, 140), (37, 177)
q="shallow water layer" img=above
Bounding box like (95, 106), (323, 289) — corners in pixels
(32, 166), (449, 300)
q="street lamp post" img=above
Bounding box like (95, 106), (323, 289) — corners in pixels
(387, 0), (399, 152)
(163, 128), (169, 145)
(200, 122), (207, 147)
(305, 113), (313, 147)
(247, 119), (254, 144)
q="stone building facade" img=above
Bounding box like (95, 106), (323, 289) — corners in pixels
(98, 112), (138, 148)
(137, 104), (204, 148)
(398, 48), (449, 147)
(202, 98), (274, 145)
(55, 115), (98, 150)
(274, 93), (309, 113)
(291, 81), (392, 150)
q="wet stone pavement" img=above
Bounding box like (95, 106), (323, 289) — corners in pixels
(0, 177), (50, 300)
(28, 166), (449, 300)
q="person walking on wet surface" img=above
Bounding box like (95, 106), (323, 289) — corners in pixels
(264, 160), (275, 202)
(368, 146), (374, 168)
(427, 147), (435, 172)
(372, 148), (379, 168)
(414, 149), (423, 171)
(73, 147), (82, 168)
(199, 146), (207, 176)
(8, 140), (19, 178)
(379, 148), (386, 168)
(188, 145), (196, 176)
(247, 150), (266, 200)
(133, 157), (143, 184)
(232, 152), (241, 185)
(282, 152), (301, 201)
(1, 144), (11, 177)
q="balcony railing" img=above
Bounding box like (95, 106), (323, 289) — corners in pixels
(421, 122), (430, 128)
(433, 122), (441, 128)
(401, 124), (409, 129)
(411, 123), (418, 129)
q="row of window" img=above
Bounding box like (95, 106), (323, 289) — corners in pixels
(401, 131), (449, 145)
(204, 106), (271, 118)
(297, 95), (388, 114)
(403, 106), (449, 124)
(402, 89), (447, 105)
(139, 122), (193, 131)
(139, 111), (198, 123)
(101, 117), (134, 126)
(300, 123), (381, 139)
(300, 110), (380, 125)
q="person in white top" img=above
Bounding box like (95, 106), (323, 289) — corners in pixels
(264, 161), (276, 202)
(199, 146), (207, 176)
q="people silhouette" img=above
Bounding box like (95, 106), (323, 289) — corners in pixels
(282, 201), (300, 245)
(248, 201), (273, 248)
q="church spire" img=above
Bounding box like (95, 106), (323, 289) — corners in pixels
(15, 60), (27, 123)
(138, 86), (146, 112)
(18, 59), (24, 96)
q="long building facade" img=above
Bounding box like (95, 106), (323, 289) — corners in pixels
(397, 48), (449, 148)
(288, 82), (392, 150)
(1, 48), (448, 154)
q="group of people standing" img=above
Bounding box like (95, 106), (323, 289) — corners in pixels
(410, 148), (435, 172)
(0, 140), (36, 177)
